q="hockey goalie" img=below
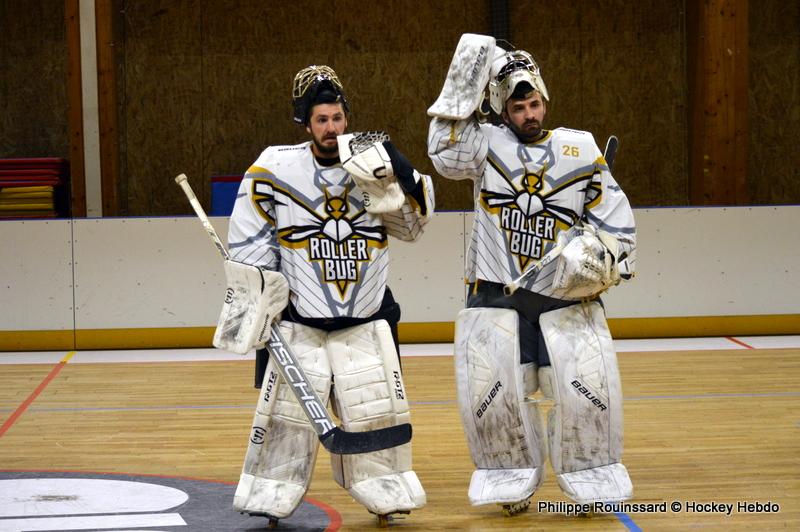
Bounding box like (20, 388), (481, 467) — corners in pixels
(427, 33), (637, 516)
(217, 64), (435, 527)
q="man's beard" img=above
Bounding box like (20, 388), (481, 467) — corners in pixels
(313, 135), (339, 156)
(506, 119), (543, 144)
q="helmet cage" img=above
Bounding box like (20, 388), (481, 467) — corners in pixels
(489, 50), (549, 115)
(292, 65), (349, 124)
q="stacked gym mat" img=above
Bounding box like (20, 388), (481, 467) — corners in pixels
(0, 158), (69, 219)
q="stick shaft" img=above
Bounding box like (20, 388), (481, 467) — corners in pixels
(263, 324), (336, 438)
(504, 241), (564, 295)
(174, 174), (230, 260)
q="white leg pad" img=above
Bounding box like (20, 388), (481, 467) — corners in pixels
(233, 322), (331, 518)
(468, 468), (543, 506)
(455, 308), (546, 506)
(327, 320), (426, 514)
(349, 471), (426, 515)
(539, 302), (632, 503)
(557, 463), (633, 504)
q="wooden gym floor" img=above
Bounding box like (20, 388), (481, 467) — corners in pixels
(1, 336), (798, 531)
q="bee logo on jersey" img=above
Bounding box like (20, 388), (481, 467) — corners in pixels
(481, 156), (598, 271)
(255, 182), (387, 298)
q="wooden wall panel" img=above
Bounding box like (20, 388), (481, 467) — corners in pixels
(687, 0), (749, 205)
(749, 0), (800, 204)
(509, 0), (688, 206)
(120, 1), (203, 215)
(118, 0), (487, 215)
(1, 1), (791, 215)
(116, 0), (686, 213)
(0, 0), (69, 159)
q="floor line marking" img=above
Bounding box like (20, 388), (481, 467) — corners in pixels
(2, 390), (798, 415)
(726, 336), (755, 349)
(0, 351), (75, 438)
(616, 511), (643, 531)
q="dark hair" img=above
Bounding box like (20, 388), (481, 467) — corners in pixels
(509, 80), (535, 100)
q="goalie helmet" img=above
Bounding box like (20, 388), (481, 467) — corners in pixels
(292, 65), (349, 125)
(488, 50), (549, 115)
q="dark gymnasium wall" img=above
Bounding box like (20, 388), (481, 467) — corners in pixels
(0, 0), (798, 214)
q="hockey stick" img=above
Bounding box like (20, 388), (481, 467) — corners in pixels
(174, 174), (412, 454)
(503, 134), (618, 296)
(503, 241), (565, 295)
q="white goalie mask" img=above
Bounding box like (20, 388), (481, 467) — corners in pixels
(488, 50), (549, 115)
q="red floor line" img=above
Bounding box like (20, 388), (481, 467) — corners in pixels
(726, 336), (755, 349)
(0, 352), (74, 438)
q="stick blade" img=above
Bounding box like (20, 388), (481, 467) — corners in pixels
(319, 423), (412, 454)
(604, 135), (619, 171)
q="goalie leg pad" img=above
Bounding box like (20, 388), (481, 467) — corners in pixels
(327, 320), (426, 515)
(214, 261), (289, 354)
(233, 321), (331, 518)
(455, 308), (546, 506)
(539, 302), (632, 503)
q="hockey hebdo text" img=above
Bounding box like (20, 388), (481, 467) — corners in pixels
(536, 500), (780, 516)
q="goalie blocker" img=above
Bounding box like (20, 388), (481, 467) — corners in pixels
(213, 260), (289, 355)
(427, 33), (498, 119)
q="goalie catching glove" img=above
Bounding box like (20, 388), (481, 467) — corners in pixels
(338, 132), (422, 214)
(551, 224), (621, 299)
(213, 260), (289, 354)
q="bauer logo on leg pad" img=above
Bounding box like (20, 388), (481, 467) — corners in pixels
(476, 381), (503, 419)
(570, 380), (608, 411)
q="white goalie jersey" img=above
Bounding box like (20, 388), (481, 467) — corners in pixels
(428, 117), (636, 299)
(228, 141), (434, 318)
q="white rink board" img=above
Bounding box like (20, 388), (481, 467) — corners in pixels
(1, 206), (798, 332)
(0, 219), (74, 330)
(389, 212), (468, 321)
(602, 206), (800, 318)
(72, 217), (229, 328)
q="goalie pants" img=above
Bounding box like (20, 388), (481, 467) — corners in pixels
(255, 287), (402, 388)
(466, 280), (579, 366)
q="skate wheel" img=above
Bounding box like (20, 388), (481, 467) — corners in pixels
(501, 497), (531, 517)
(377, 514), (390, 527)
(267, 517), (279, 528)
